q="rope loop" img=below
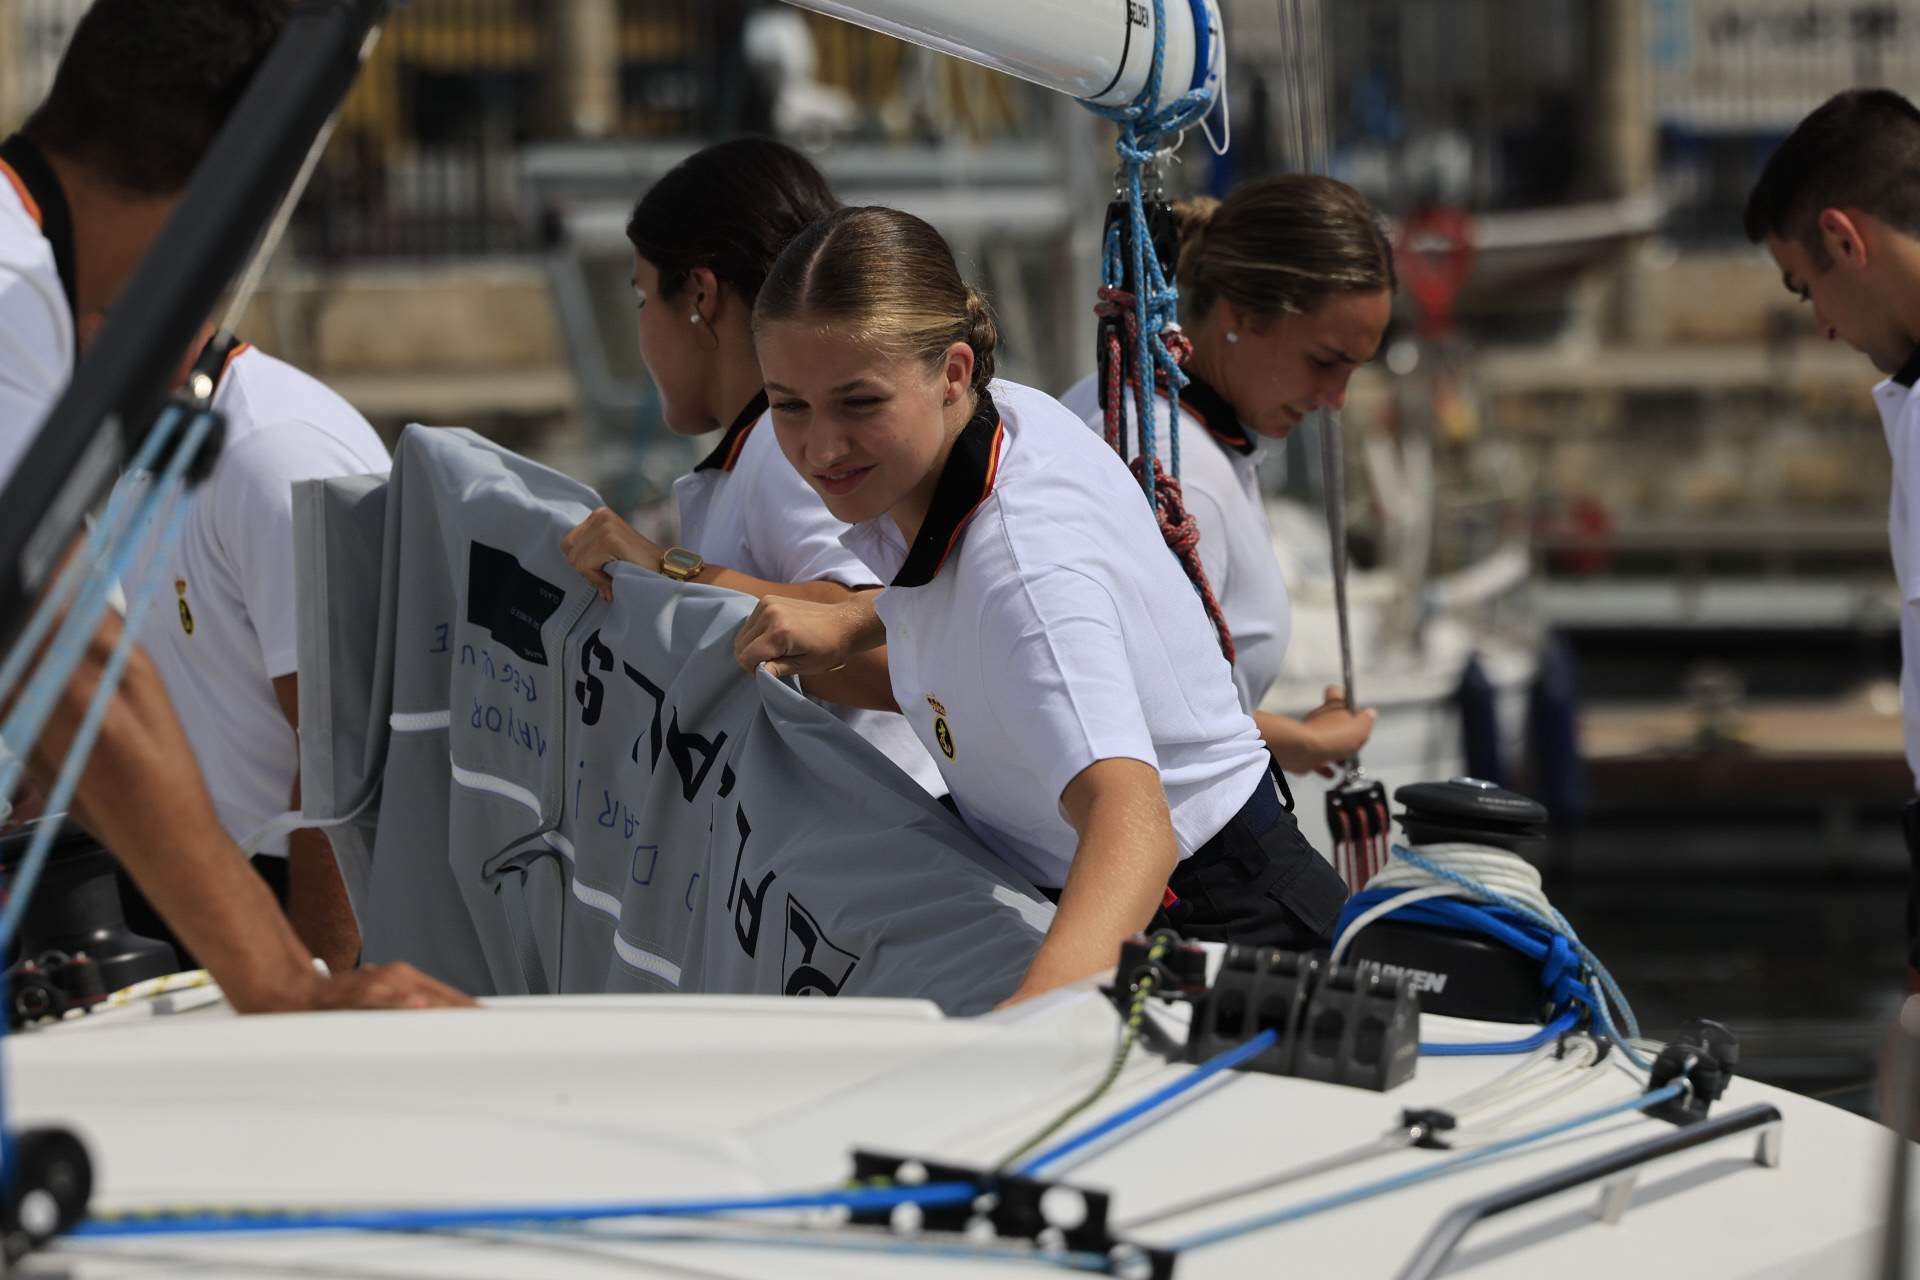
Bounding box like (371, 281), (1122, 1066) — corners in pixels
(1081, 0), (1216, 505)
(1131, 454), (1234, 663)
(1082, 0), (1232, 661)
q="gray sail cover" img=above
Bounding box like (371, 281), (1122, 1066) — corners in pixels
(293, 426), (1049, 1013)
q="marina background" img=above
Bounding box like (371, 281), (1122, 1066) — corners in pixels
(3, 0), (1914, 1114)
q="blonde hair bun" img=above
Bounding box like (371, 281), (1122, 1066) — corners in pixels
(755, 206), (1001, 395)
(962, 286), (999, 390)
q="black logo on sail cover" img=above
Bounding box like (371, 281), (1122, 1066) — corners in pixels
(466, 541), (566, 665)
(783, 897), (860, 997)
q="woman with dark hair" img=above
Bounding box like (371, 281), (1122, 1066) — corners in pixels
(1061, 175), (1393, 776)
(559, 138), (940, 793)
(735, 206), (1348, 1003)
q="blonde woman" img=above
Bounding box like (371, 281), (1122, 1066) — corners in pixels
(734, 207), (1347, 1002)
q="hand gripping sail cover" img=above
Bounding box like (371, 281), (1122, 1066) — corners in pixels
(293, 426), (1049, 1013)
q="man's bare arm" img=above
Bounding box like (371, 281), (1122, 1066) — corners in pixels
(272, 673), (361, 976)
(18, 607), (467, 1011)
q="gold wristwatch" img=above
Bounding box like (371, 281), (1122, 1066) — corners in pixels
(659, 546), (705, 583)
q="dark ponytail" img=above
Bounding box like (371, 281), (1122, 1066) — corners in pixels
(625, 137), (839, 305)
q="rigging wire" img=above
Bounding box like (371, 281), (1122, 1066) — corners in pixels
(1165, 1081), (1687, 1253)
(73, 1182), (983, 1240)
(1115, 1034), (1607, 1231)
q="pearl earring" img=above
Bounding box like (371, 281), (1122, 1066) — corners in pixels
(689, 312), (701, 325)
(1225, 331), (1239, 344)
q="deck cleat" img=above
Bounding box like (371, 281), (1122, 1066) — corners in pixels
(1645, 1019), (1740, 1126)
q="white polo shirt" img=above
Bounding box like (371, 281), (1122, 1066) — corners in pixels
(0, 136), (77, 486)
(1060, 370), (1293, 713)
(840, 379), (1271, 889)
(673, 393), (944, 796)
(129, 345), (390, 853)
(1876, 347), (1920, 789)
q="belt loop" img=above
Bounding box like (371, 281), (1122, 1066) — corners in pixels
(1270, 759), (1295, 813)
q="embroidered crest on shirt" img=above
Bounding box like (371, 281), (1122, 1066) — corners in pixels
(926, 694), (955, 760)
(174, 579), (194, 636)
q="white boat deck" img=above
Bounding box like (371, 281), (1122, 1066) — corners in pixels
(7, 985), (1910, 1278)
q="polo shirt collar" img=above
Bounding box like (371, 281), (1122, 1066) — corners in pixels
(0, 134), (78, 327)
(1166, 368), (1256, 456)
(1894, 344), (1920, 390)
(890, 388), (1005, 589)
(693, 391), (770, 473)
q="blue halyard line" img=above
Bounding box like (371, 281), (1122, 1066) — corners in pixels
(1081, 0), (1216, 501)
(1386, 845), (1650, 1071)
(0, 404), (191, 793)
(72, 1182), (982, 1239)
(0, 408), (216, 951)
(0, 404), (185, 715)
(1166, 1081), (1686, 1252)
(1019, 1028), (1279, 1178)
(0, 486), (197, 950)
(0, 406), (217, 1196)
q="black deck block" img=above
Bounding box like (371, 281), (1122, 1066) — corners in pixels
(1292, 963), (1421, 1093)
(1186, 945), (1319, 1075)
(847, 1150), (1115, 1254)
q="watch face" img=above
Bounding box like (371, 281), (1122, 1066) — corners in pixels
(663, 548), (702, 579)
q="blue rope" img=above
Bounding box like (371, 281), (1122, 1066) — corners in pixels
(72, 1182), (981, 1240)
(1168, 1081), (1685, 1252)
(0, 406), (217, 1207)
(1018, 1028), (1279, 1178)
(0, 404), (185, 721)
(1081, 0), (1217, 503)
(0, 410), (217, 952)
(0, 404), (189, 792)
(1419, 1008), (1581, 1058)
(1336, 846), (1650, 1071)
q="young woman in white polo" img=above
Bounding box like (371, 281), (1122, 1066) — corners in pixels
(1060, 176), (1391, 776)
(735, 206), (1348, 1002)
(557, 139), (940, 794)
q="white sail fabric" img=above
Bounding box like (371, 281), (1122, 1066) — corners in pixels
(293, 426), (1049, 1013)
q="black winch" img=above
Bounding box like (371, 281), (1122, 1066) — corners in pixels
(1341, 779), (1561, 1026)
(0, 820), (180, 1026)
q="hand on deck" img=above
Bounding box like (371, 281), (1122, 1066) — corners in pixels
(248, 962), (475, 1013)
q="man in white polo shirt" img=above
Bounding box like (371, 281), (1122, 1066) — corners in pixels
(1746, 90), (1920, 1102)
(0, 0), (464, 1011)
(119, 333), (390, 974)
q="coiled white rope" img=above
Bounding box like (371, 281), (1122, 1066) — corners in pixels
(1331, 842), (1556, 967)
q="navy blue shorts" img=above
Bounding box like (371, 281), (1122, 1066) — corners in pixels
(1155, 766), (1348, 951)
(1006, 762), (1349, 953)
